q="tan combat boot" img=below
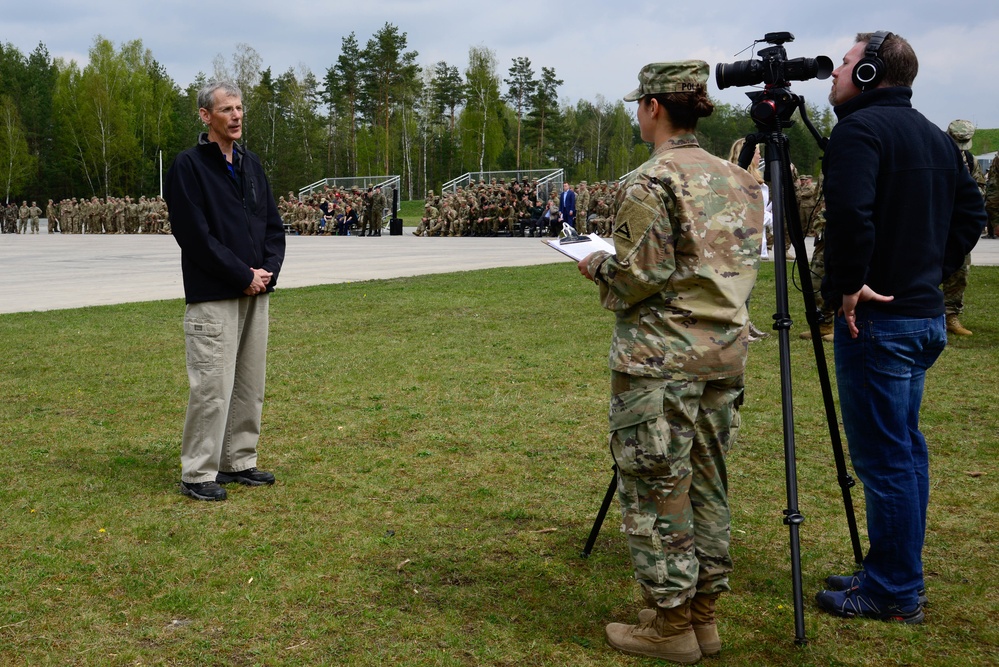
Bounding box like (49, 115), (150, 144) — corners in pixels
(946, 313), (972, 336)
(799, 321), (834, 341)
(641, 594), (721, 656)
(690, 593), (721, 657)
(606, 601), (701, 664)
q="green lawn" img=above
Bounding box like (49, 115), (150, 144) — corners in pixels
(398, 199), (425, 225)
(2, 262), (997, 666)
(973, 128), (999, 155)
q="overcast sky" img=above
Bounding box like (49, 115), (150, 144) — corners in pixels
(7, 0), (998, 138)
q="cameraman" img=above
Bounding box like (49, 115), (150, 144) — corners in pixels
(815, 32), (985, 623)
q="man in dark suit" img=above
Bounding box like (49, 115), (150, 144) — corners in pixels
(559, 182), (577, 230)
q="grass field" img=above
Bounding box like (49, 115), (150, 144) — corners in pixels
(398, 200), (425, 225)
(973, 128), (999, 155)
(2, 261), (997, 666)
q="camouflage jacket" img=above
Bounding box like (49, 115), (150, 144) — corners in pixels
(585, 134), (764, 380)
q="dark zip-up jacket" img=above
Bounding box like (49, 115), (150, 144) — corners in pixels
(166, 134), (286, 304)
(822, 87), (985, 317)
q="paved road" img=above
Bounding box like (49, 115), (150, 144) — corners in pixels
(3, 223), (997, 314)
(0, 224), (567, 314)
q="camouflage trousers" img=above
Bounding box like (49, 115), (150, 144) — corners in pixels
(808, 237), (836, 322)
(609, 371), (743, 609)
(942, 253), (970, 316)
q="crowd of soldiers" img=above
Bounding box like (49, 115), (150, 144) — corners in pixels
(1, 201), (42, 234)
(413, 179), (624, 238)
(279, 185), (389, 236)
(1, 197), (170, 234)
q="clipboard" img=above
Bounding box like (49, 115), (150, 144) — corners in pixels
(544, 223), (615, 261)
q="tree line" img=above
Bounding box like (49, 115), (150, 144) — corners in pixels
(0, 25), (835, 205)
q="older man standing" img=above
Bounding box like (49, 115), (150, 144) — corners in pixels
(816, 32), (985, 623)
(165, 81), (286, 501)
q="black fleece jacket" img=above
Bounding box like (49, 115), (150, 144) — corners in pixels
(821, 87), (985, 317)
(166, 135), (286, 304)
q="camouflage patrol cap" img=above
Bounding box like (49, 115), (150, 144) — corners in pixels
(624, 60), (709, 102)
(947, 119), (975, 150)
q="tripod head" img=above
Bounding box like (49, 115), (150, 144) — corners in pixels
(742, 87), (830, 157)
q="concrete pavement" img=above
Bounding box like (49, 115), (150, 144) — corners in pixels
(2, 223), (997, 314)
(1, 224), (567, 314)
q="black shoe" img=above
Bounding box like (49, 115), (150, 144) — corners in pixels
(825, 570), (928, 606)
(216, 467), (275, 486)
(180, 481), (227, 501)
(815, 588), (924, 624)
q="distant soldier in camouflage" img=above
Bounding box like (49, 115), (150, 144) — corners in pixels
(796, 175), (820, 236)
(578, 61), (763, 664)
(18, 201), (29, 234)
(371, 186), (386, 236)
(29, 201), (41, 234)
(359, 188), (374, 236)
(494, 195), (514, 235)
(415, 201), (438, 236)
(576, 181), (591, 233)
(45, 199), (59, 233)
(942, 120), (984, 336)
(798, 176), (836, 341)
(590, 196), (612, 236)
(986, 153), (999, 240)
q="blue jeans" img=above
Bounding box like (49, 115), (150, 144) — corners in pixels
(833, 311), (946, 607)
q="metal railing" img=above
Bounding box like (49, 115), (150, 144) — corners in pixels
(298, 175), (402, 222)
(441, 169), (564, 202)
(299, 175), (401, 203)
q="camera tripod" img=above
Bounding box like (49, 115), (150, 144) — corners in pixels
(580, 87), (863, 647)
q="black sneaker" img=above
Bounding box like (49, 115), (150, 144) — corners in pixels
(815, 588), (924, 624)
(216, 467), (275, 486)
(825, 570), (928, 607)
(180, 481), (227, 501)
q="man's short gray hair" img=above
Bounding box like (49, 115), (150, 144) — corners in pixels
(198, 81), (242, 111)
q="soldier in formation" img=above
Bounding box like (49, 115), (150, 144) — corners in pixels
(35, 196), (171, 234)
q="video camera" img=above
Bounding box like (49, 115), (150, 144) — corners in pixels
(716, 32), (832, 89)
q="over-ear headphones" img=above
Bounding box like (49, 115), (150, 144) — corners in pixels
(852, 31), (892, 91)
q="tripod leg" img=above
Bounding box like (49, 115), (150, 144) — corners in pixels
(581, 466), (618, 558)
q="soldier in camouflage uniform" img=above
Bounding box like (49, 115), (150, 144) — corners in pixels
(798, 176), (837, 341)
(576, 181), (591, 233)
(578, 61), (763, 664)
(29, 201), (41, 234)
(45, 199), (59, 233)
(941, 120), (985, 336)
(18, 201), (29, 234)
(797, 175), (819, 236)
(986, 153), (999, 240)
(594, 195), (615, 236)
(415, 200), (438, 236)
(371, 186), (386, 236)
(3, 202), (15, 233)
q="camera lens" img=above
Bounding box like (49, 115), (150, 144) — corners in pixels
(715, 60), (763, 90)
